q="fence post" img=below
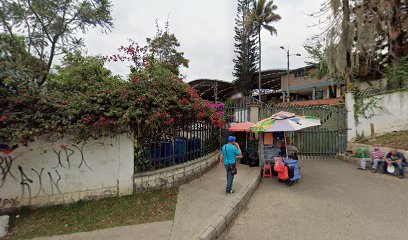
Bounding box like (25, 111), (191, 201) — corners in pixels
(345, 91), (356, 143)
(249, 103), (261, 123)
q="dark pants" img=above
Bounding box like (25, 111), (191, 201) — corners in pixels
(382, 161), (406, 176)
(225, 165), (234, 192)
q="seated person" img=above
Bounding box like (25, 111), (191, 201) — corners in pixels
(357, 145), (384, 172)
(285, 137), (298, 160)
(381, 149), (407, 179)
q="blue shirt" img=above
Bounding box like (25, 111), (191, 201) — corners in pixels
(222, 144), (241, 165)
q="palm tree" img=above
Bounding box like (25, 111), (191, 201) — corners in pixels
(247, 0), (281, 101)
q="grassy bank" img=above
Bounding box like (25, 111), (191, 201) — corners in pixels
(357, 131), (408, 150)
(7, 187), (178, 239)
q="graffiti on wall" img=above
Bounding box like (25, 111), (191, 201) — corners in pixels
(0, 143), (92, 208)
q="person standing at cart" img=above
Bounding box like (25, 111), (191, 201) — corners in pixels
(220, 136), (241, 194)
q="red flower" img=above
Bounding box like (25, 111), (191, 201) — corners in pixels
(181, 98), (189, 106)
(0, 114), (10, 121)
(2, 149), (14, 155)
(99, 117), (106, 121)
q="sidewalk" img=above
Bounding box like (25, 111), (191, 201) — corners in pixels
(33, 164), (260, 240)
(170, 164), (260, 240)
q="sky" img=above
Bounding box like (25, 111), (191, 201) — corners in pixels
(82, 0), (325, 82)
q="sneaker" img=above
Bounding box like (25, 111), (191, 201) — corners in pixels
(357, 167), (365, 170)
(228, 190), (234, 194)
(398, 175), (404, 179)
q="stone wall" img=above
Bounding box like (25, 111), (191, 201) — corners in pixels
(345, 90), (408, 141)
(0, 134), (134, 210)
(133, 151), (219, 191)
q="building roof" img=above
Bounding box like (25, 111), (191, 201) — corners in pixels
(189, 69), (286, 101)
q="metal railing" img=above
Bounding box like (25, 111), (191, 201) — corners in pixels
(357, 81), (408, 97)
(134, 119), (222, 173)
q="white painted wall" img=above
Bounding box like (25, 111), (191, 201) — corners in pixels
(346, 90), (408, 141)
(0, 134), (134, 210)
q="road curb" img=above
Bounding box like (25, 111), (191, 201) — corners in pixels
(198, 168), (261, 240)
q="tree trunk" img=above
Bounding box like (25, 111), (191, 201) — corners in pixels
(258, 30), (262, 101)
(342, 0), (353, 85)
(38, 38), (57, 86)
(389, 0), (403, 59)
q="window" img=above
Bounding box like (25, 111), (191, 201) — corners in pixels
(294, 70), (305, 78)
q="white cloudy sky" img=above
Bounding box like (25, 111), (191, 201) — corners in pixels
(82, 0), (325, 82)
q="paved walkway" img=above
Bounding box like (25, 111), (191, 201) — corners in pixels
(221, 158), (408, 240)
(33, 164), (260, 240)
(170, 164), (259, 240)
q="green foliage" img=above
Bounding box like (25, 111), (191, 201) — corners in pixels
(0, 0), (113, 85)
(0, 50), (223, 146)
(232, 0), (258, 96)
(304, 42), (329, 79)
(246, 0), (281, 36)
(386, 56), (408, 88)
(146, 20), (189, 76)
(9, 187), (178, 239)
(353, 93), (384, 123)
(0, 34), (47, 87)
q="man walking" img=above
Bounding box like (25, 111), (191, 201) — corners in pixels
(381, 149), (407, 179)
(220, 136), (241, 194)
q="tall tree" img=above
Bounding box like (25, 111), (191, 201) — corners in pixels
(309, 0), (407, 83)
(342, 0), (352, 84)
(232, 0), (258, 96)
(147, 20), (189, 76)
(0, 0), (113, 86)
(247, 0), (281, 101)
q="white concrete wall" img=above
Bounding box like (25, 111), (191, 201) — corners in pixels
(346, 90), (408, 141)
(0, 134), (134, 210)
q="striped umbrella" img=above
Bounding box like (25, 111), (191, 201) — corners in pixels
(250, 111), (321, 158)
(250, 112), (321, 133)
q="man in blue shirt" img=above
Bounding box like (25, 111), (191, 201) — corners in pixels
(220, 136), (242, 193)
(381, 149), (407, 179)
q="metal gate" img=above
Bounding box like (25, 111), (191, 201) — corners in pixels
(262, 104), (347, 157)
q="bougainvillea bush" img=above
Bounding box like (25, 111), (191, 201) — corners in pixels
(0, 45), (224, 146)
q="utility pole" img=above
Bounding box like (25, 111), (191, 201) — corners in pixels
(280, 46), (301, 102)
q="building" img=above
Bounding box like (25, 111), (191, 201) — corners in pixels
(280, 65), (345, 105)
(189, 69), (285, 102)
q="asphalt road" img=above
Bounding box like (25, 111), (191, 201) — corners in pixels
(221, 157), (408, 240)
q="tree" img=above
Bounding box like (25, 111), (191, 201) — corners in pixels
(0, 0), (113, 86)
(146, 20), (189, 76)
(304, 42), (329, 79)
(309, 0), (408, 83)
(232, 0), (258, 96)
(0, 34), (47, 90)
(246, 0), (281, 101)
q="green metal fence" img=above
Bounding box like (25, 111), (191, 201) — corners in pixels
(263, 104), (348, 156)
